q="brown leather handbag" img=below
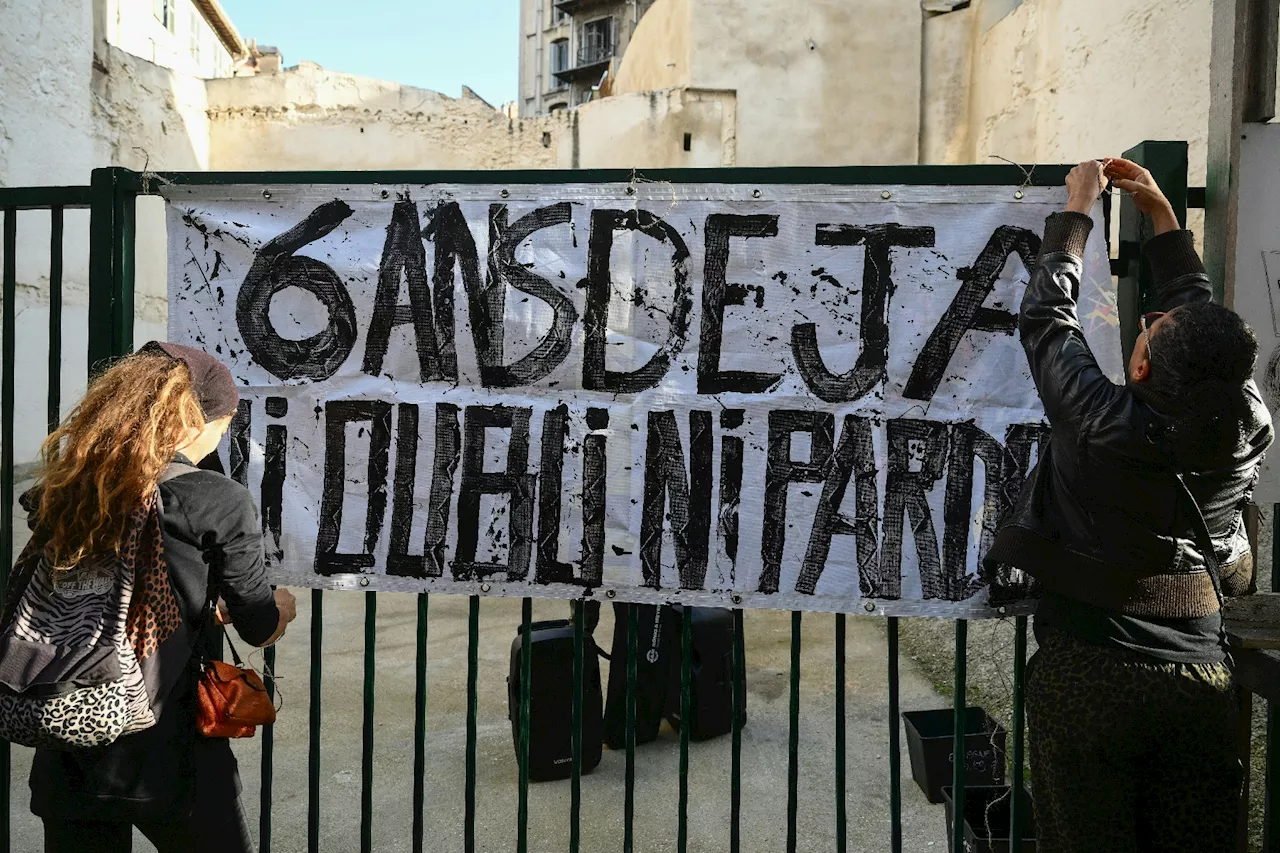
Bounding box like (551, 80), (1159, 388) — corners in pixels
(195, 624), (277, 739)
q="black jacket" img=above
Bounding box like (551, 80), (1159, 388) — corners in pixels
(985, 213), (1273, 618)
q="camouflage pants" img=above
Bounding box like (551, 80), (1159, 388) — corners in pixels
(1026, 629), (1242, 853)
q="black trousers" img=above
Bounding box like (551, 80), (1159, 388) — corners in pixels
(43, 792), (252, 853)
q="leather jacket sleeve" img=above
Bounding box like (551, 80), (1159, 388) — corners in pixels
(1142, 229), (1212, 311)
(1019, 212), (1119, 430)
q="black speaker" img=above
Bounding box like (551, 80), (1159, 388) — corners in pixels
(603, 603), (679, 749)
(507, 619), (603, 782)
(664, 606), (745, 741)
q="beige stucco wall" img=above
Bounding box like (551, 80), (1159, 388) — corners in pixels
(935, 0), (1211, 184)
(615, 0), (922, 167)
(572, 88), (734, 168)
(206, 62), (565, 171)
(612, 0), (691, 94)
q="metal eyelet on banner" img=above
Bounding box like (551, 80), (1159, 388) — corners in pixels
(380, 189), (389, 199)
(881, 190), (892, 200)
(752, 189), (762, 199)
(1014, 190), (1025, 200)
(606, 589), (617, 599)
(358, 577), (370, 588)
(863, 600), (876, 612)
(481, 582), (492, 593)
(262, 189), (272, 200)
(500, 189), (510, 199)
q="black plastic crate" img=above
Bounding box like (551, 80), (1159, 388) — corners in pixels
(941, 785), (1036, 853)
(902, 707), (1006, 803)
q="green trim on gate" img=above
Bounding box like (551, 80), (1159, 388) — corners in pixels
(0, 186), (91, 210)
(835, 614), (847, 853)
(308, 589), (324, 853)
(1116, 141), (1192, 363)
(88, 168), (137, 371)
(624, 604), (639, 853)
(952, 621), (969, 853)
(47, 207), (64, 433)
(1010, 616), (1029, 853)
(259, 643), (276, 853)
(678, 610), (693, 853)
(787, 612), (802, 853)
(126, 163), (1077, 190)
(361, 592), (377, 853)
(517, 598), (532, 853)
(888, 617), (902, 853)
(730, 610), (745, 853)
(412, 594), (430, 853)
(1, 207), (16, 853)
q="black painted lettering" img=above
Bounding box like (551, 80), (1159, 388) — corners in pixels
(473, 203), (575, 387)
(315, 400), (393, 575)
(718, 409), (745, 574)
(904, 226), (1041, 401)
(582, 209), (693, 393)
(236, 200), (358, 382)
(455, 405), (535, 581)
(796, 415), (879, 596)
(535, 405), (571, 584)
(262, 397), (286, 565)
(794, 224), (935, 402)
(640, 410), (713, 589)
(699, 214), (782, 394)
(363, 199), (456, 382)
(759, 411), (834, 594)
(880, 419), (949, 600)
(229, 400), (251, 487)
(425, 404), (461, 578)
(388, 404), (424, 578)
(580, 408), (609, 587)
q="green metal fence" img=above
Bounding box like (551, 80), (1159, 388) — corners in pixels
(0, 145), (1276, 853)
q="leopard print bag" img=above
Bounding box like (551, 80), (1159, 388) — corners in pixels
(0, 469), (189, 750)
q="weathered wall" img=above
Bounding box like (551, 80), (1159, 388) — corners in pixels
(572, 88), (734, 169)
(206, 63), (564, 171)
(612, 0), (691, 95)
(615, 0), (922, 167)
(933, 0), (1211, 182)
(102, 0), (237, 80)
(920, 6), (977, 165)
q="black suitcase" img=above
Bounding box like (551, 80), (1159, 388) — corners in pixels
(664, 606), (746, 741)
(603, 603), (679, 749)
(507, 619), (604, 782)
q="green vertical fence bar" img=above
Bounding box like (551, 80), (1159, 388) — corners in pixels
(47, 206), (62, 432)
(835, 614), (847, 853)
(308, 589), (324, 853)
(730, 609), (744, 853)
(952, 620), (969, 853)
(624, 603), (639, 853)
(1116, 141), (1191, 361)
(678, 608), (693, 853)
(1, 207), (16, 853)
(787, 611), (802, 853)
(361, 592), (377, 853)
(465, 595), (479, 853)
(88, 168), (136, 369)
(259, 644), (276, 853)
(412, 593), (429, 853)
(1010, 616), (1028, 853)
(888, 617), (902, 853)
(517, 599), (532, 853)
(570, 601), (585, 853)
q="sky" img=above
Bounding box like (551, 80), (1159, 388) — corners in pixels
(218, 0), (520, 106)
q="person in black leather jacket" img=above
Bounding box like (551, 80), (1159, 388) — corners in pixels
(985, 158), (1273, 853)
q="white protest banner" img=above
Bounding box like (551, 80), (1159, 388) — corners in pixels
(163, 181), (1120, 617)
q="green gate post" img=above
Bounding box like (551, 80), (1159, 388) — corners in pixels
(88, 167), (139, 369)
(1116, 141), (1192, 363)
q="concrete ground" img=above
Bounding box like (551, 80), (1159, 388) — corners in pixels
(8, 594), (955, 852)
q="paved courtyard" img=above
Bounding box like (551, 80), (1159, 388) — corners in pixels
(8, 594), (956, 852)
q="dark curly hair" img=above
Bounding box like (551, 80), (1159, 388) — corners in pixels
(1147, 301), (1258, 463)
